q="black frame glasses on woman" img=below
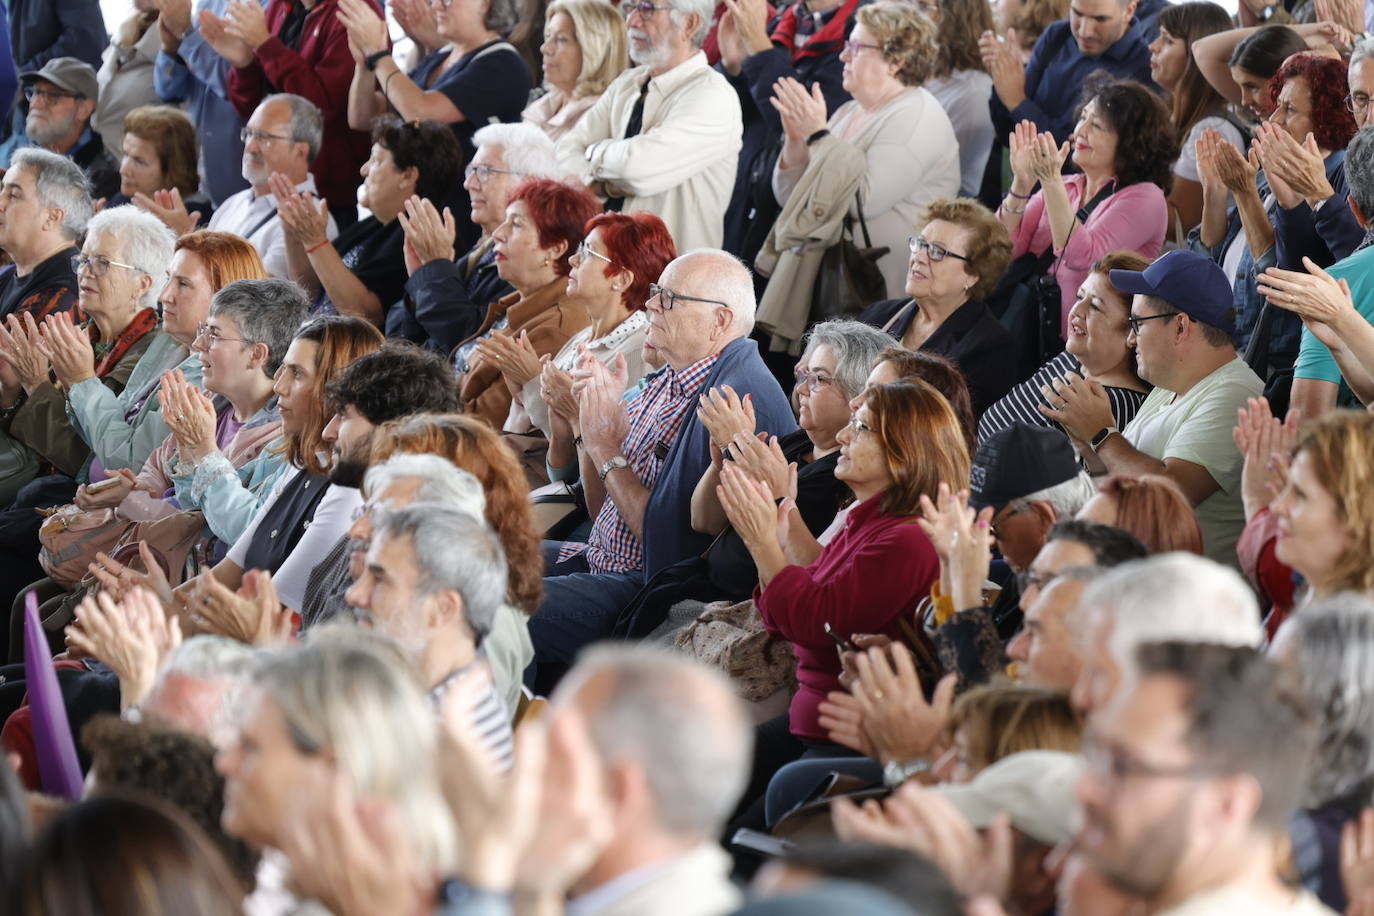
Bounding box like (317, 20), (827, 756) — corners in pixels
(908, 236), (970, 263)
(647, 283), (729, 311)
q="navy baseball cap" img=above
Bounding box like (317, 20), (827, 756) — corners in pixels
(970, 423), (1081, 512)
(1109, 250), (1237, 337)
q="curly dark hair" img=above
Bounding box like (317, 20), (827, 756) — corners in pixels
(1269, 53), (1359, 153)
(1076, 78), (1180, 194)
(371, 117), (464, 205)
(81, 717), (259, 891)
(934, 0), (993, 77)
(326, 341), (460, 424)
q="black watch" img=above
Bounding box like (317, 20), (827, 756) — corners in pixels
(364, 49), (392, 71)
(805, 128), (830, 146)
(1090, 426), (1118, 451)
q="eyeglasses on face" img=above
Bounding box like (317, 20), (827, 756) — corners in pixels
(647, 283), (730, 311)
(622, 1), (674, 16)
(989, 500), (1029, 539)
(842, 39), (883, 56)
(1125, 311), (1176, 336)
(846, 414), (874, 435)
(24, 85), (82, 105)
(1080, 737), (1216, 786)
(574, 240), (614, 266)
(795, 368), (836, 392)
(1347, 93), (1372, 114)
(194, 322), (248, 347)
(464, 163), (523, 185)
(908, 236), (971, 263)
(71, 254), (144, 279)
(1015, 567), (1058, 594)
(240, 127), (297, 145)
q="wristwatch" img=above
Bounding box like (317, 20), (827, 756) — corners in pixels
(883, 758), (931, 788)
(598, 455), (629, 481)
(1090, 426), (1118, 451)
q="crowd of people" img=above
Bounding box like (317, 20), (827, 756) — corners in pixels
(0, 0), (1373, 913)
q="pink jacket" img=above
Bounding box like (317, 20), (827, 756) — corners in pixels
(1010, 174), (1167, 335)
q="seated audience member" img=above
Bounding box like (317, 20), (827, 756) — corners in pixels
(0, 149), (91, 321)
(283, 343), (460, 623)
(770, 1), (960, 299)
(3, 794), (246, 914)
(1276, 594), (1374, 912)
(91, 2), (162, 163)
(185, 316), (384, 612)
(522, 210), (676, 458)
(326, 454), (532, 717)
(1071, 553), (1263, 714)
(859, 198), (1017, 416)
(0, 207), (173, 503)
(926, 0), (997, 198)
(1008, 565), (1098, 689)
(859, 347), (979, 454)
(714, 0), (859, 262)
(523, 0), (629, 140)
(369, 416), (544, 712)
(935, 683), (1082, 782)
(345, 501), (516, 767)
(151, 0), (252, 207)
(1192, 23), (1309, 123)
(612, 319), (889, 639)
(1045, 249), (1263, 567)
(1077, 473), (1204, 554)
(729, 379), (968, 813)
(552, 645), (752, 914)
(217, 630), (458, 912)
(998, 80), (1177, 336)
(1149, 2), (1244, 237)
(392, 122), (560, 350)
(530, 250), (795, 682)
(16, 58), (120, 200)
(190, 94), (337, 281)
(210, 0), (375, 226)
(454, 178), (601, 428)
(978, 251), (1150, 445)
(1276, 126), (1374, 417)
(275, 117), (461, 325)
(107, 106), (211, 221)
(1202, 53), (1359, 368)
(991, 0), (1070, 62)
(1077, 642), (1324, 913)
(555, 0), (744, 251)
(338, 0), (529, 166)
(112, 634), (265, 746)
(69, 232), (268, 478)
(980, 0), (1154, 145)
(81, 716), (258, 890)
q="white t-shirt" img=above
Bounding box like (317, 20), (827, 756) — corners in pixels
(1175, 115), (1247, 183)
(1123, 357), (1263, 568)
(1158, 885), (1335, 915)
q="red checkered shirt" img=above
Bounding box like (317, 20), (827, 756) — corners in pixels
(559, 352), (721, 573)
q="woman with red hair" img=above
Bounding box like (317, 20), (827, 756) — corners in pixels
(506, 211), (676, 479)
(452, 178), (601, 427)
(1077, 473), (1204, 556)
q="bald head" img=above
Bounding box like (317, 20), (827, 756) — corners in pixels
(644, 250), (756, 369)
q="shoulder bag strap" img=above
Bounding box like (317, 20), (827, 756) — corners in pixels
(852, 186), (875, 248)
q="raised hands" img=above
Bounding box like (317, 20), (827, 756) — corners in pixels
(980, 30), (1027, 109)
(270, 172), (331, 248)
(158, 368), (218, 462)
(0, 312), (52, 394)
(849, 645), (955, 764)
(475, 329), (542, 391)
(729, 431), (796, 501)
(198, 7), (254, 67)
(1008, 119), (1053, 191)
(1233, 396), (1301, 520)
(187, 568), (293, 646)
(1258, 257), (1361, 351)
(717, 462), (789, 553)
(223, 0), (272, 51)
(696, 384), (756, 452)
(398, 195), (457, 275)
(917, 482), (994, 612)
(37, 310), (96, 388)
(391, 0), (443, 53)
(1040, 370), (1115, 444)
(133, 187), (204, 236)
(64, 586), (182, 711)
(1343, 808), (1374, 916)
(87, 542), (176, 609)
(721, 0), (772, 59)
(540, 357), (580, 426)
(769, 77), (828, 142)
(577, 353), (631, 465)
(337, 0), (391, 60)
(1254, 124), (1335, 207)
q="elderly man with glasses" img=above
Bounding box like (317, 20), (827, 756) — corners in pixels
(12, 58), (120, 201)
(555, 0), (743, 251)
(529, 249), (796, 692)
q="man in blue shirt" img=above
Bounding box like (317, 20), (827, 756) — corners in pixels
(982, 0), (1156, 145)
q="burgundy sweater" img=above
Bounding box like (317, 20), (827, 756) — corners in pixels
(756, 495), (940, 742)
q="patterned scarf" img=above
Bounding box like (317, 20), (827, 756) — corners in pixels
(90, 307), (159, 378)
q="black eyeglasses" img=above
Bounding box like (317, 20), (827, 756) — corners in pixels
(1126, 312), (1177, 336)
(908, 236), (970, 263)
(24, 85), (81, 104)
(647, 283), (730, 311)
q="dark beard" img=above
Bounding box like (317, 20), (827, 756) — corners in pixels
(329, 457), (368, 488)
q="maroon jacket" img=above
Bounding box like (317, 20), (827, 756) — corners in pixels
(226, 0), (377, 214)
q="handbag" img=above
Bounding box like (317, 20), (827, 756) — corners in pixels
(674, 598), (797, 703)
(810, 188), (890, 322)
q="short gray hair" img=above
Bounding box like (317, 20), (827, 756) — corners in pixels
(670, 0), (715, 46)
(1352, 36), (1374, 66)
(472, 122), (560, 179)
(1012, 470), (1095, 519)
(1280, 592), (1374, 806)
(800, 320), (895, 400)
(209, 278), (310, 377)
(363, 454), (486, 518)
(154, 636), (266, 745)
(259, 626), (457, 874)
(85, 206), (176, 310)
(262, 93), (324, 162)
(557, 644), (752, 838)
(1346, 127), (1374, 221)
(9, 148), (92, 241)
(1084, 553), (1263, 661)
(371, 501), (506, 640)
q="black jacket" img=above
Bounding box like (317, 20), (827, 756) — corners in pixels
(71, 130), (121, 202)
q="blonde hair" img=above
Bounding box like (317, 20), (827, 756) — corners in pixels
(546, 0), (629, 98)
(857, 1), (938, 87)
(1294, 410), (1374, 594)
(949, 683), (1083, 774)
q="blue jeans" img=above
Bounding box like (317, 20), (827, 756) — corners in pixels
(765, 756), (884, 827)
